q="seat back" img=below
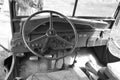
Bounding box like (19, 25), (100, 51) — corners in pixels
(104, 61), (120, 80)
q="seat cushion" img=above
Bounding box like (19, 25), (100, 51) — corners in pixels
(27, 67), (89, 80)
(104, 61), (120, 80)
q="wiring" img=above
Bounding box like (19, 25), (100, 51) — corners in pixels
(0, 44), (11, 53)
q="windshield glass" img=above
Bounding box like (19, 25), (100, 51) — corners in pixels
(16, 0), (119, 17)
(75, 1), (118, 17)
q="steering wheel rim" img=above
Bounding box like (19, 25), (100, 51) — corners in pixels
(22, 10), (78, 60)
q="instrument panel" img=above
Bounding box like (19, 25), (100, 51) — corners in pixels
(11, 17), (110, 53)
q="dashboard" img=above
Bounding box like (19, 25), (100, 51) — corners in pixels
(11, 17), (110, 53)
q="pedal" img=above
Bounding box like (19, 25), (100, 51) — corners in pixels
(85, 61), (98, 75)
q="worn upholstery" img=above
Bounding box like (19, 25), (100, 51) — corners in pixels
(104, 61), (120, 80)
(27, 67), (89, 80)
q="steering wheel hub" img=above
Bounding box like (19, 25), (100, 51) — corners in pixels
(46, 29), (56, 36)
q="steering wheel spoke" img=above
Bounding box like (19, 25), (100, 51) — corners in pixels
(28, 34), (49, 54)
(28, 35), (47, 44)
(56, 35), (74, 47)
(49, 12), (54, 30)
(40, 37), (49, 53)
(28, 35), (49, 50)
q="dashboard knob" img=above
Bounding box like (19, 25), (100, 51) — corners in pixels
(63, 42), (66, 47)
(39, 43), (42, 47)
(17, 42), (22, 46)
(35, 43), (39, 47)
(31, 44), (35, 47)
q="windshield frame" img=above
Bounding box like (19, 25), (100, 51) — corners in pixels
(10, 0), (119, 19)
(72, 0), (78, 17)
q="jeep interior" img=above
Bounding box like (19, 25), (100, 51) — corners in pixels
(2, 0), (120, 80)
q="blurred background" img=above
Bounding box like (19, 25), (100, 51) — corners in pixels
(0, 0), (11, 51)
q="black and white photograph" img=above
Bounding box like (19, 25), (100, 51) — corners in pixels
(0, 0), (120, 80)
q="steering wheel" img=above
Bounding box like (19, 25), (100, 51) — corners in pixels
(22, 10), (78, 60)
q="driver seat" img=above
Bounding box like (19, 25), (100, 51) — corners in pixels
(26, 67), (90, 80)
(104, 61), (120, 80)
